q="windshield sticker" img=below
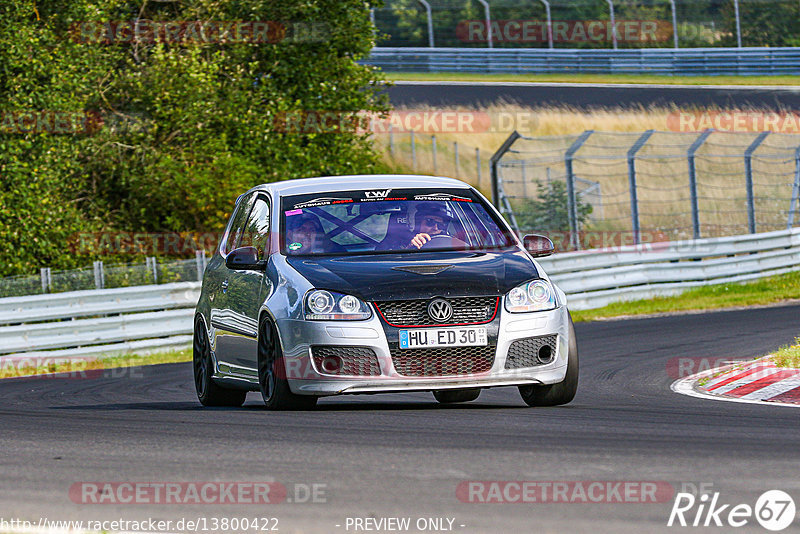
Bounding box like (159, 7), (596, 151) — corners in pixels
(292, 197), (352, 209)
(364, 189), (391, 199)
(288, 242), (303, 251)
(285, 209), (303, 216)
(413, 192), (473, 202)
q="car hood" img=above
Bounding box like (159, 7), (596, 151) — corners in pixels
(285, 249), (539, 301)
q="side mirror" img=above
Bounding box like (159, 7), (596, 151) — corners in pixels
(225, 246), (266, 270)
(522, 234), (555, 258)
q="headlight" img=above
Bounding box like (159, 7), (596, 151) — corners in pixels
(504, 280), (557, 313)
(304, 290), (372, 320)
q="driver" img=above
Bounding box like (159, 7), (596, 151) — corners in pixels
(409, 203), (453, 249)
(287, 213), (326, 253)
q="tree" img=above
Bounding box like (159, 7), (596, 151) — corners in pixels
(512, 179), (593, 248)
(0, 0), (389, 277)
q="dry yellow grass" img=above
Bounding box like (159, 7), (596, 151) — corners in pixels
(375, 103), (800, 238)
(375, 103), (673, 193)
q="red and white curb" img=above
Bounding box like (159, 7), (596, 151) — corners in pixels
(671, 357), (800, 408)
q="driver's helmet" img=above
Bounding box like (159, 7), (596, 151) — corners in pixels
(414, 202), (454, 232)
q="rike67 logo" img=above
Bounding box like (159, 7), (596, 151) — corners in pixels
(668, 490), (796, 531)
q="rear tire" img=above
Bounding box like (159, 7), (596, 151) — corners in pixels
(433, 388), (481, 403)
(193, 317), (247, 407)
(518, 314), (579, 407)
(258, 318), (317, 411)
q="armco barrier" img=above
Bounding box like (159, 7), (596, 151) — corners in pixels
(539, 228), (800, 309)
(365, 47), (800, 75)
(0, 282), (200, 360)
(0, 229), (798, 359)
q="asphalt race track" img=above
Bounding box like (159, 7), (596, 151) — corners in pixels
(2, 304), (800, 533)
(385, 81), (800, 110)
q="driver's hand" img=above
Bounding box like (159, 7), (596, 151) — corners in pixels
(410, 233), (431, 249)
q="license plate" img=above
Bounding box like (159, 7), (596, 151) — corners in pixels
(398, 327), (488, 349)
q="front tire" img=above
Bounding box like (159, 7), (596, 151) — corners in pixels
(433, 389), (481, 403)
(518, 314), (579, 407)
(193, 317), (247, 407)
(258, 318), (317, 411)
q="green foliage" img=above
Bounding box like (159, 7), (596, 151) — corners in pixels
(513, 179), (593, 235)
(0, 0), (388, 277)
(720, 0), (800, 47)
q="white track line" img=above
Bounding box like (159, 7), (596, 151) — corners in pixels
(389, 80), (800, 92)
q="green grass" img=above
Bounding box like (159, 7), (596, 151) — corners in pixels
(0, 347), (191, 379)
(771, 338), (800, 368)
(385, 72), (800, 86)
(571, 270), (800, 322)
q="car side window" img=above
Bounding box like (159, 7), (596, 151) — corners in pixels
(223, 193), (256, 255)
(240, 196), (270, 258)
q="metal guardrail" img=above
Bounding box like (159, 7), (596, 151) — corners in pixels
(539, 227), (800, 309)
(0, 282), (200, 360)
(0, 229), (798, 358)
(365, 47), (800, 75)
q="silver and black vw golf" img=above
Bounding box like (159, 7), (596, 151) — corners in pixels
(193, 175), (578, 409)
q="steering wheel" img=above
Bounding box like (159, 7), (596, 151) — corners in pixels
(420, 234), (467, 250)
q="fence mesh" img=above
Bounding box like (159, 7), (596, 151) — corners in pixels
(0, 257), (205, 299)
(374, 0), (800, 49)
(496, 130), (800, 247)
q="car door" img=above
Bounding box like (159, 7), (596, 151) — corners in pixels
(213, 193), (273, 375)
(227, 194), (273, 371)
(209, 192), (257, 374)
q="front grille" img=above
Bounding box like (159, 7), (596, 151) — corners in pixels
(374, 297), (498, 326)
(505, 335), (558, 369)
(311, 346), (381, 376)
(390, 345), (495, 377)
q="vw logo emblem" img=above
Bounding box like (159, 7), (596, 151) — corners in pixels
(427, 298), (453, 323)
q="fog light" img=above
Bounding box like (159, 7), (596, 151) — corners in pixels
(320, 356), (343, 374)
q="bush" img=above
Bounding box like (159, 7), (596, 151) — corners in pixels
(0, 0), (388, 277)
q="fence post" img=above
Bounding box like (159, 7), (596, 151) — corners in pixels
(521, 159), (527, 198)
(669, 0), (678, 48)
(476, 0), (492, 48)
(687, 129), (713, 239)
(40, 267), (52, 294)
(411, 130), (416, 171)
(93, 260), (105, 290)
(476, 147), (482, 188)
(538, 0), (553, 49)
(564, 130), (594, 250)
(733, 0), (742, 48)
(146, 256), (158, 284)
(490, 130), (522, 230)
(432, 134), (437, 174)
(606, 0), (618, 49)
(389, 125), (395, 157)
(744, 131), (769, 234)
(454, 141), (459, 178)
(788, 145), (800, 229)
(418, 0), (434, 47)
(627, 130), (654, 245)
(195, 250), (207, 281)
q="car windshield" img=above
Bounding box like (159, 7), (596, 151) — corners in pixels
(281, 188), (516, 256)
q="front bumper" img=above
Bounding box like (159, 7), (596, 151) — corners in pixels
(277, 304), (570, 396)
